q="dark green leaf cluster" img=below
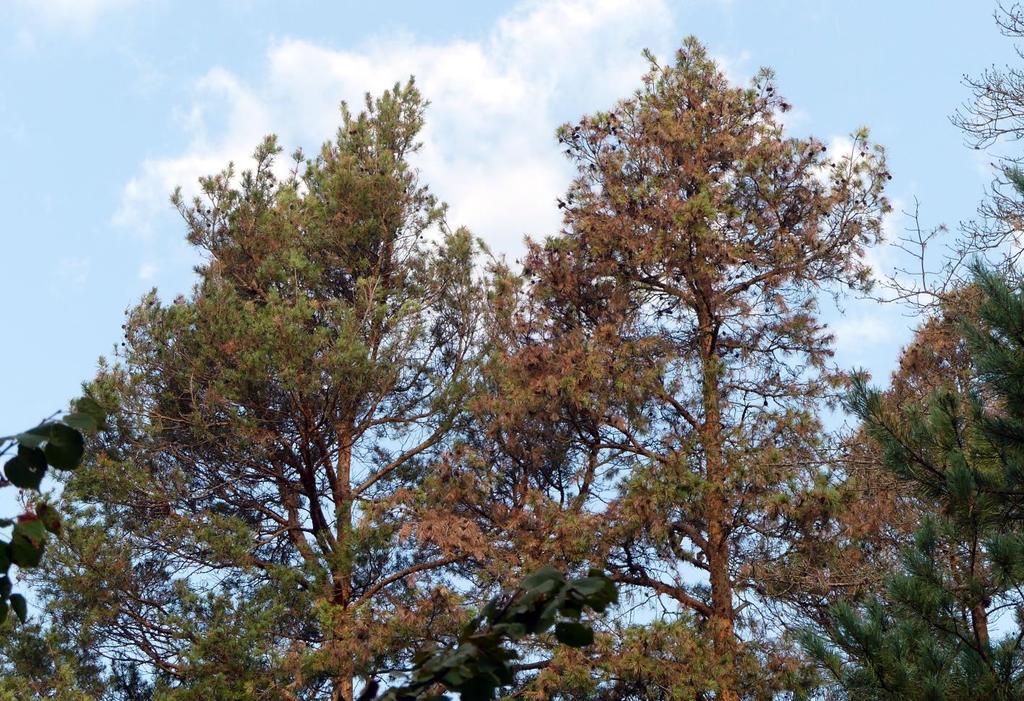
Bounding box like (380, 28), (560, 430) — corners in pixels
(364, 568), (617, 701)
(0, 396), (105, 624)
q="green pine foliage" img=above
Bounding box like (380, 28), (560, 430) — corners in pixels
(23, 81), (489, 700)
(805, 264), (1024, 700)
(16, 25), (1024, 699)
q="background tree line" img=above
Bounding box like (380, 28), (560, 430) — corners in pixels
(5, 5), (1024, 700)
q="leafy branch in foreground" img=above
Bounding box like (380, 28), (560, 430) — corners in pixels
(362, 568), (617, 701)
(0, 396), (106, 624)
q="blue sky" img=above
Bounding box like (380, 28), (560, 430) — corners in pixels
(0, 0), (1017, 434)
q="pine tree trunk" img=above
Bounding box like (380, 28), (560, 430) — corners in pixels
(333, 677), (354, 701)
(972, 601), (990, 655)
(332, 432), (355, 701)
(700, 321), (738, 701)
(970, 537), (991, 659)
(707, 519), (737, 701)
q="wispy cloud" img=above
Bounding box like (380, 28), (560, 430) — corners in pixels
(53, 256), (91, 289)
(113, 0), (681, 255)
(17, 0), (136, 27)
(137, 262), (158, 281)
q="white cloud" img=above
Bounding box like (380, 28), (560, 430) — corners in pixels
(969, 147), (995, 180)
(54, 256), (90, 289)
(832, 314), (896, 347)
(810, 135), (859, 187)
(138, 262), (158, 281)
(711, 48), (752, 84)
(17, 0), (136, 26)
(857, 196), (907, 284)
(830, 307), (913, 383)
(13, 28), (37, 52)
(113, 0), (677, 255)
(114, 67), (274, 235)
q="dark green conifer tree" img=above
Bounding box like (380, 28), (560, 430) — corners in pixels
(805, 264), (1024, 700)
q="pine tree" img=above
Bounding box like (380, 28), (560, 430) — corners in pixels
(0, 620), (107, 701)
(31, 82), (487, 701)
(464, 39), (890, 699)
(806, 265), (1024, 700)
(762, 286), (986, 629)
